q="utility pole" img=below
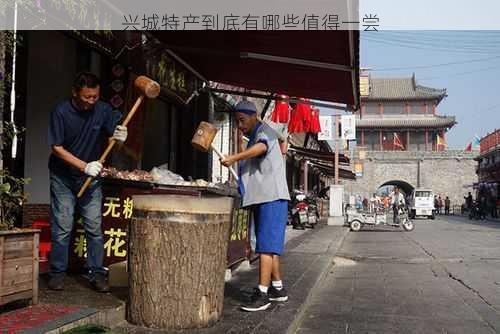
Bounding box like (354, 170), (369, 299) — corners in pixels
(304, 160), (309, 193)
(334, 115), (340, 185)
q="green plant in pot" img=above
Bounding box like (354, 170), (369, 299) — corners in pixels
(0, 168), (29, 230)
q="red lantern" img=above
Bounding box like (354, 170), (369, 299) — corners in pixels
(288, 98), (309, 133)
(271, 95), (290, 123)
(309, 108), (321, 133)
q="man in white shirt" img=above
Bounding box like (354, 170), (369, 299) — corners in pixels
(390, 187), (406, 224)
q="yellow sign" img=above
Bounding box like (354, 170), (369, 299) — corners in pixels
(360, 76), (370, 97)
(354, 163), (363, 177)
(103, 196), (134, 219)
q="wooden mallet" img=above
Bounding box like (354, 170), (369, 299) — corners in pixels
(77, 75), (161, 198)
(191, 121), (239, 181)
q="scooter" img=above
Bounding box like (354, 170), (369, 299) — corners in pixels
(347, 204), (415, 232)
(468, 201), (485, 220)
(304, 192), (320, 228)
(289, 191), (309, 230)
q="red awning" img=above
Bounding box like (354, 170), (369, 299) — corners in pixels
(149, 31), (360, 108)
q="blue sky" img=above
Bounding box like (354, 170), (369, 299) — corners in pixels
(360, 31), (500, 149)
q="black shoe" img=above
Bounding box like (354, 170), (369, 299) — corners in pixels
(293, 223), (306, 230)
(241, 288), (271, 312)
(90, 274), (110, 293)
(268, 286), (288, 302)
(48, 276), (64, 291)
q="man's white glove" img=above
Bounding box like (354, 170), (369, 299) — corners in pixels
(112, 125), (128, 143)
(84, 161), (103, 177)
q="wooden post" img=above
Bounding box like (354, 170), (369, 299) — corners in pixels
(128, 195), (233, 329)
(425, 129), (429, 151)
(32, 232), (39, 305)
(0, 31), (4, 169)
(304, 160), (309, 192)
(379, 131), (383, 151)
(407, 130), (410, 151)
(335, 115), (340, 185)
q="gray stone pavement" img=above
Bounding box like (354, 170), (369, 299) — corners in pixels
(294, 215), (500, 334)
(113, 223), (350, 334)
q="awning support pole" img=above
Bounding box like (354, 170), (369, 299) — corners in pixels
(335, 115), (340, 185)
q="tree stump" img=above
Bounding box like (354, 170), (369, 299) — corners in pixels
(128, 194), (233, 329)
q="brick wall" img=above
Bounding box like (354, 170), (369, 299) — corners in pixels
(343, 150), (478, 206)
(23, 203), (50, 228)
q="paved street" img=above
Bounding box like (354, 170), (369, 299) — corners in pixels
(294, 215), (500, 334)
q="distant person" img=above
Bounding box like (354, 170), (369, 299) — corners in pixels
(362, 197), (369, 211)
(488, 195), (498, 218)
(383, 196), (390, 209)
(437, 196), (443, 215)
(444, 196), (451, 215)
(479, 196), (487, 220)
(355, 195), (363, 210)
(391, 187), (406, 224)
(465, 192), (473, 211)
(319, 186), (330, 199)
(434, 196), (439, 215)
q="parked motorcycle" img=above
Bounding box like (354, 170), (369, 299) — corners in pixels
(289, 190), (309, 230)
(304, 192), (320, 228)
(468, 201), (485, 220)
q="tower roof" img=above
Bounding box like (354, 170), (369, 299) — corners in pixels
(361, 75), (447, 103)
(356, 115), (456, 129)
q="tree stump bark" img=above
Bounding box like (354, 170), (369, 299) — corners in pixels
(128, 194), (233, 329)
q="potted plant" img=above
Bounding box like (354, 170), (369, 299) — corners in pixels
(0, 31), (40, 306)
(0, 170), (40, 306)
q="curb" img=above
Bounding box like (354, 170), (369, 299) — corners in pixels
(285, 227), (350, 334)
(45, 302), (126, 334)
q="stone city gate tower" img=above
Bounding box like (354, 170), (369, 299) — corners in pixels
(343, 73), (477, 205)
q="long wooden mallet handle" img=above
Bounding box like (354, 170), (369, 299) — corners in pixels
(211, 143), (239, 181)
(77, 76), (160, 198)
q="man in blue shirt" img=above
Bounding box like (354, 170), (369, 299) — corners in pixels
(47, 72), (127, 292)
(221, 100), (290, 312)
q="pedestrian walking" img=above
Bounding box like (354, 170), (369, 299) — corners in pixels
(445, 196), (451, 215)
(434, 196), (439, 215)
(221, 100), (290, 312)
(488, 195), (498, 218)
(437, 196), (443, 215)
(465, 192), (473, 211)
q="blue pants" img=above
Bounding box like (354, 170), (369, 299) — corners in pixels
(49, 172), (105, 281)
(253, 200), (288, 256)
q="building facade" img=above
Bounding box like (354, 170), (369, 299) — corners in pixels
(475, 129), (500, 210)
(356, 73), (456, 151)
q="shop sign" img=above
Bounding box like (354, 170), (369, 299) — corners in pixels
(341, 114), (356, 140)
(72, 195), (134, 262)
(354, 163), (363, 177)
(145, 51), (197, 104)
(318, 116), (333, 141)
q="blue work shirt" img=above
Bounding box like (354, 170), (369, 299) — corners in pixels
(48, 100), (122, 181)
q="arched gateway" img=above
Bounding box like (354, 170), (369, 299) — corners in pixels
(378, 180), (415, 197)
